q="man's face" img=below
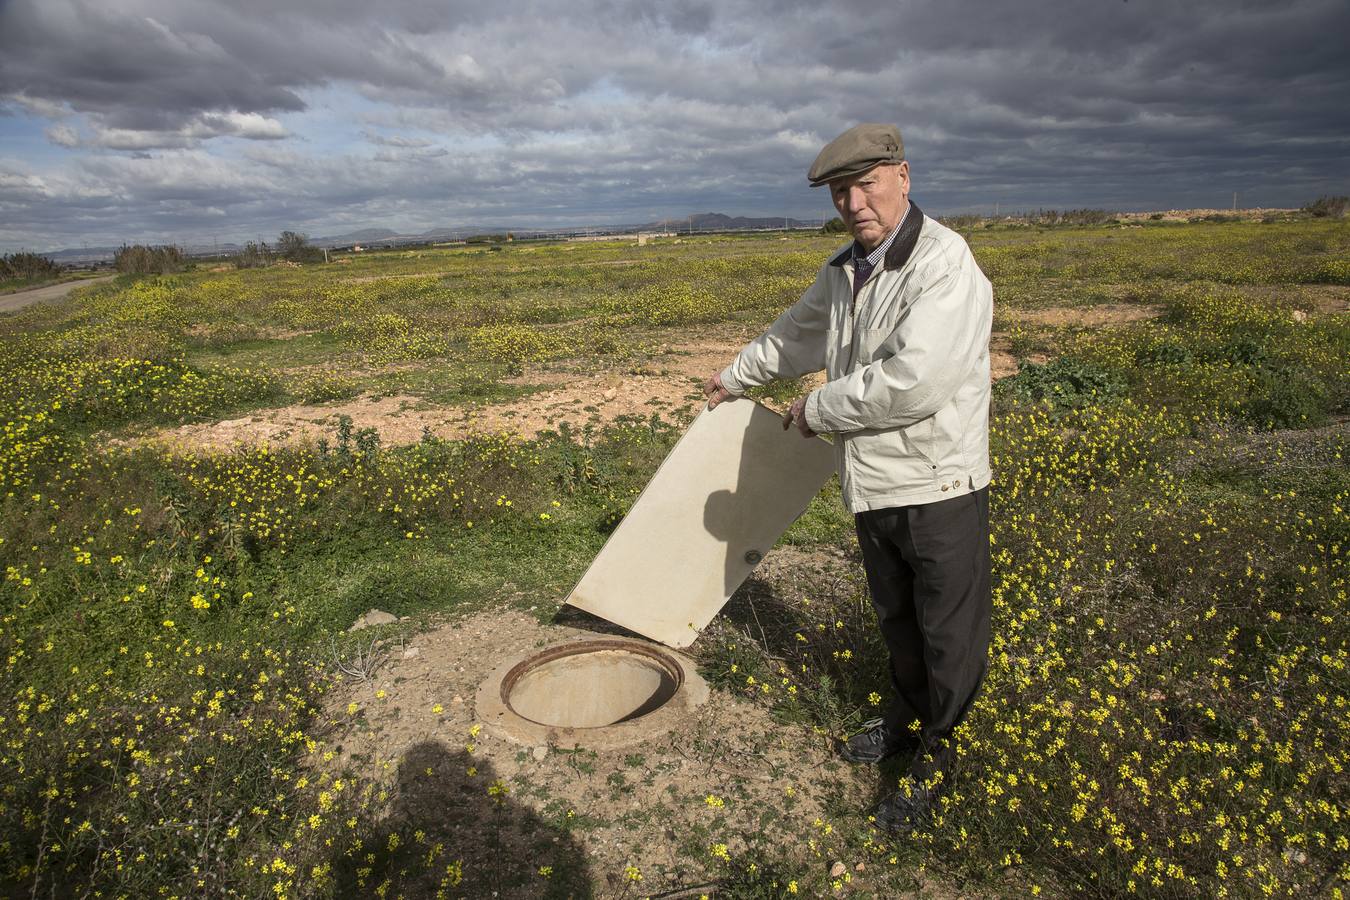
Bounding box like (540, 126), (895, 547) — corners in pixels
(829, 162), (910, 251)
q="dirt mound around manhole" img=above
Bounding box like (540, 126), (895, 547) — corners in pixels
(314, 607), (892, 896)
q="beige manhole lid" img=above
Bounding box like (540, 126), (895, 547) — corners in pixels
(475, 638), (708, 749)
(565, 400), (836, 647)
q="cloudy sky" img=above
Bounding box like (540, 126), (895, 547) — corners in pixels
(2, 0), (1347, 252)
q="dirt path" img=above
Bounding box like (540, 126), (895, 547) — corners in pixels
(0, 274), (116, 313)
(136, 301), (1171, 453)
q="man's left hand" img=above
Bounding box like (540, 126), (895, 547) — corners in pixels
(783, 395), (817, 438)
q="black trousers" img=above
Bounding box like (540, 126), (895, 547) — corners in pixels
(854, 487), (991, 781)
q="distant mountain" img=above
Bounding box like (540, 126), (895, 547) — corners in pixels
(652, 212), (808, 232)
(28, 213), (819, 262)
(41, 246), (122, 263)
(310, 228), (402, 246)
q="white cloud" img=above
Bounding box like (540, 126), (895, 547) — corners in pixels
(194, 112), (289, 140)
(45, 123), (80, 147)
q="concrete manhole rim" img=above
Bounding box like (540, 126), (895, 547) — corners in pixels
(475, 636), (709, 750)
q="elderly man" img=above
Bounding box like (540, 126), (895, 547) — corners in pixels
(704, 123), (992, 830)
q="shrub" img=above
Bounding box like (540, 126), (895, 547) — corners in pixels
(338, 313), (451, 364)
(0, 252), (61, 283)
(234, 241), (273, 269)
(820, 217), (847, 234)
(998, 356), (1126, 409)
(1240, 364), (1330, 430)
(114, 244), (186, 275)
(467, 323), (570, 375)
(1059, 208), (1113, 226)
(1133, 340), (1191, 366)
(1302, 194), (1348, 218)
(940, 213), (985, 230)
(277, 231), (325, 264)
(283, 369), (359, 404)
(621, 283), (721, 326)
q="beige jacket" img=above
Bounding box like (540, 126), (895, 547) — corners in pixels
(719, 206), (992, 513)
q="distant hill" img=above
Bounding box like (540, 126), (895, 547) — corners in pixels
(310, 228), (402, 246)
(29, 212), (819, 261)
(652, 212), (808, 232)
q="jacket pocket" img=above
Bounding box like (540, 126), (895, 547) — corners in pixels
(928, 405), (961, 471)
(903, 417), (940, 472)
(873, 422), (937, 494)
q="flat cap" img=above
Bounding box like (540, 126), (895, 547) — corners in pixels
(807, 123), (904, 187)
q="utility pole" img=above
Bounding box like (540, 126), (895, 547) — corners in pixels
(1232, 192), (1238, 212)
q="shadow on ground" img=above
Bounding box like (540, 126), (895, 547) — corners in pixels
(328, 740), (593, 898)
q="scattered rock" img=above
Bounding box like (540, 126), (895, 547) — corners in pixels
(452, 695), (464, 704)
(829, 861), (846, 878)
(402, 647), (420, 659)
(349, 609), (398, 631)
(533, 746), (548, 761)
(602, 388), (618, 401)
(1292, 309), (1308, 322)
(854, 862), (865, 872)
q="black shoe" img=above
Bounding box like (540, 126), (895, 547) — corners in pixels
(874, 779), (935, 833)
(838, 718), (912, 764)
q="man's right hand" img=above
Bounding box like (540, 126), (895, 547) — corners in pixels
(704, 372), (736, 409)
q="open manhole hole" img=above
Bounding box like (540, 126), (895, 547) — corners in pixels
(476, 638), (708, 748)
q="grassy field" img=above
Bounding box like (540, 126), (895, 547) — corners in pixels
(1, 219), (1347, 898)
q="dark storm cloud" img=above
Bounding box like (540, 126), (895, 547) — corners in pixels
(1, 0), (1347, 250)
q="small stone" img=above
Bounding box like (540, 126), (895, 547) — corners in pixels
(854, 862), (865, 872)
(402, 647), (420, 659)
(1292, 309), (1308, 323)
(349, 609), (398, 631)
(602, 389), (618, 401)
(829, 861), (846, 878)
(451, 695), (464, 704)
(532, 746), (548, 761)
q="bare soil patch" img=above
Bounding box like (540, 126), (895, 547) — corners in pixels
(988, 341), (1024, 380)
(145, 336), (796, 451)
(316, 595), (958, 897)
(1001, 303), (1162, 328)
(185, 323), (313, 342)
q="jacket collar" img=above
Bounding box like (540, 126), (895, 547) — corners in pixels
(829, 202), (924, 271)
